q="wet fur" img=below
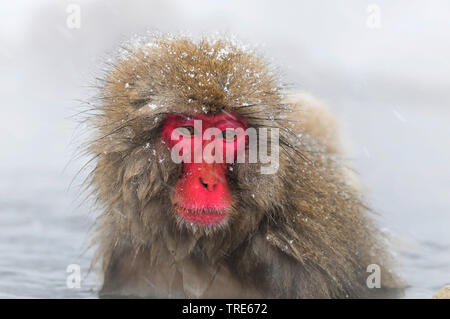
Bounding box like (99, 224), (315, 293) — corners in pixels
(84, 35), (400, 298)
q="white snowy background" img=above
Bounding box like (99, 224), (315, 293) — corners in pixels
(0, 0), (449, 298)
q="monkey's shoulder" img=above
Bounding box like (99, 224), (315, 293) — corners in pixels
(282, 92), (344, 155)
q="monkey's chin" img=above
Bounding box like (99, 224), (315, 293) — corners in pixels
(174, 204), (230, 227)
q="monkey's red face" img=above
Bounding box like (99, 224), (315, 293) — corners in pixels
(161, 113), (248, 227)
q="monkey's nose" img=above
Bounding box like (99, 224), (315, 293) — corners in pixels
(199, 177), (218, 191)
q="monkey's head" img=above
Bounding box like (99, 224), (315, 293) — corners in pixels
(87, 35), (303, 258)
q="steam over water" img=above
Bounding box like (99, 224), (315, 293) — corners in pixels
(0, 1), (449, 298)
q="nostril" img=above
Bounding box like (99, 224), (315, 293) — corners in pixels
(199, 177), (217, 191)
(199, 177), (208, 189)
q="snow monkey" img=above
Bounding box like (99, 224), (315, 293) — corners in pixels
(84, 35), (401, 298)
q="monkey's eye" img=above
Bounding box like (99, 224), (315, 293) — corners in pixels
(179, 126), (195, 136)
(222, 129), (237, 142)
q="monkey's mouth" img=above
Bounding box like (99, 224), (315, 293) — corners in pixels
(174, 204), (229, 226)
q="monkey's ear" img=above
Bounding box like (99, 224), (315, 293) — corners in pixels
(127, 80), (156, 108)
(102, 55), (156, 112)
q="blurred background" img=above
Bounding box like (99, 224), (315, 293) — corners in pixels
(0, 0), (449, 298)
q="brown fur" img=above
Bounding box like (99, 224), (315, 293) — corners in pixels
(83, 35), (401, 298)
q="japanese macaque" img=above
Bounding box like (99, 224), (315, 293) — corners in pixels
(84, 35), (401, 298)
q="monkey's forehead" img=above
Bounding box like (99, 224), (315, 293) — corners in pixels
(103, 35), (282, 114)
(161, 112), (248, 129)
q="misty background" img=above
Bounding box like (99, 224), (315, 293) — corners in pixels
(0, 0), (449, 298)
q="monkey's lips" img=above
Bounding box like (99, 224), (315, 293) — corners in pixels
(174, 204), (230, 226)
